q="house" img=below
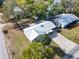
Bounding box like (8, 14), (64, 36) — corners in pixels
(53, 14), (79, 28)
(23, 21), (56, 42)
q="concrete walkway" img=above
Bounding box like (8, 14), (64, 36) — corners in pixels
(49, 32), (79, 58)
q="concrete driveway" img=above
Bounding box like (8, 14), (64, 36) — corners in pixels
(49, 32), (79, 58)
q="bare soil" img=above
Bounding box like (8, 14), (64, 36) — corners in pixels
(4, 28), (30, 59)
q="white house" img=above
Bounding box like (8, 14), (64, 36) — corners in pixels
(23, 21), (56, 42)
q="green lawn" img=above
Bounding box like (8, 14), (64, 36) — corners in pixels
(60, 26), (79, 44)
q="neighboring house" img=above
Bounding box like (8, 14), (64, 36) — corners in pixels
(23, 21), (56, 42)
(53, 14), (79, 28)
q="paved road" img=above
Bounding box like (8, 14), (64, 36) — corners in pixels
(0, 24), (9, 59)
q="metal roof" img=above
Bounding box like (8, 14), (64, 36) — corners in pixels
(23, 21), (56, 41)
(54, 14), (79, 27)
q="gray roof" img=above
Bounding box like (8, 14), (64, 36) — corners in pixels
(23, 21), (56, 41)
(53, 14), (79, 27)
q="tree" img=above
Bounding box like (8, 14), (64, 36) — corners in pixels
(22, 1), (47, 19)
(61, 0), (79, 16)
(16, 0), (26, 6)
(73, 0), (79, 16)
(74, 5), (79, 16)
(32, 2), (47, 19)
(48, 0), (54, 4)
(2, 0), (17, 17)
(35, 34), (51, 45)
(61, 0), (77, 13)
(48, 4), (65, 16)
(22, 42), (54, 59)
(26, 0), (34, 4)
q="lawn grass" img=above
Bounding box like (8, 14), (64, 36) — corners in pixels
(5, 29), (30, 59)
(60, 26), (79, 44)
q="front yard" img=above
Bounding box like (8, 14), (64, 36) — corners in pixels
(4, 28), (64, 59)
(5, 29), (30, 59)
(60, 25), (79, 44)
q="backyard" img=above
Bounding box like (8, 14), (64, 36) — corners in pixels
(60, 25), (79, 44)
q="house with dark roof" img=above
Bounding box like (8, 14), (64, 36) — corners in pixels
(53, 14), (79, 28)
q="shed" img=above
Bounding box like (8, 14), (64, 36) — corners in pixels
(23, 21), (56, 42)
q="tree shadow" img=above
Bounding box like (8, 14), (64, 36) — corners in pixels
(49, 32), (58, 39)
(67, 24), (79, 30)
(52, 46), (65, 59)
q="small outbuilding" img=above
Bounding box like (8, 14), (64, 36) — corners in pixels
(23, 21), (56, 42)
(53, 14), (79, 28)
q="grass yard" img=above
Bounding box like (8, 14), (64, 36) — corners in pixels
(60, 25), (79, 44)
(5, 29), (30, 59)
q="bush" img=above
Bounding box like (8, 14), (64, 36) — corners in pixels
(34, 34), (51, 45)
(22, 42), (54, 59)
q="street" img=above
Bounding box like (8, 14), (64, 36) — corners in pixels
(0, 24), (9, 59)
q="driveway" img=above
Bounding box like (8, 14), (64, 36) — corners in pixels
(49, 32), (79, 59)
(0, 24), (9, 59)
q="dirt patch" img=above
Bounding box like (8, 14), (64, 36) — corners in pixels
(4, 29), (30, 59)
